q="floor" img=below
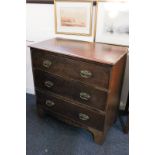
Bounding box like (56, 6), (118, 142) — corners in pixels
(26, 94), (129, 155)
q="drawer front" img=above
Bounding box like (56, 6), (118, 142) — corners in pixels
(34, 70), (107, 111)
(36, 91), (105, 130)
(31, 48), (110, 90)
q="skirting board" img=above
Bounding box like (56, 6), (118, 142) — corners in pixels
(26, 88), (35, 95)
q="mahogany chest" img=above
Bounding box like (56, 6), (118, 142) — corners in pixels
(30, 38), (128, 144)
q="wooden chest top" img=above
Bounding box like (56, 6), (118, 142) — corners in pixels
(29, 38), (128, 65)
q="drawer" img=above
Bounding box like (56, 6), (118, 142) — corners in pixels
(34, 70), (107, 111)
(31, 48), (110, 90)
(36, 90), (105, 130)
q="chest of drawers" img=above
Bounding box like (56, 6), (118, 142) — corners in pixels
(30, 38), (128, 144)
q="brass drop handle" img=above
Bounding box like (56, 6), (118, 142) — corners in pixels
(80, 70), (92, 78)
(79, 113), (90, 121)
(44, 81), (54, 88)
(45, 100), (55, 107)
(80, 92), (90, 101)
(43, 60), (52, 68)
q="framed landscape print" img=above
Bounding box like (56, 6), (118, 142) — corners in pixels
(54, 1), (93, 36)
(96, 2), (129, 46)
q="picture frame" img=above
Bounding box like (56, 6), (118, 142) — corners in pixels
(96, 2), (129, 46)
(54, 0), (94, 36)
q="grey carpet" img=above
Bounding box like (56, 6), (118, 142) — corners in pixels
(26, 93), (129, 155)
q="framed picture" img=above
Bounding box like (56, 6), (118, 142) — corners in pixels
(54, 0), (93, 36)
(96, 2), (129, 46)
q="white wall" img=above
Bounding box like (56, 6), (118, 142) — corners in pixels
(26, 4), (55, 42)
(26, 4), (55, 94)
(26, 41), (34, 94)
